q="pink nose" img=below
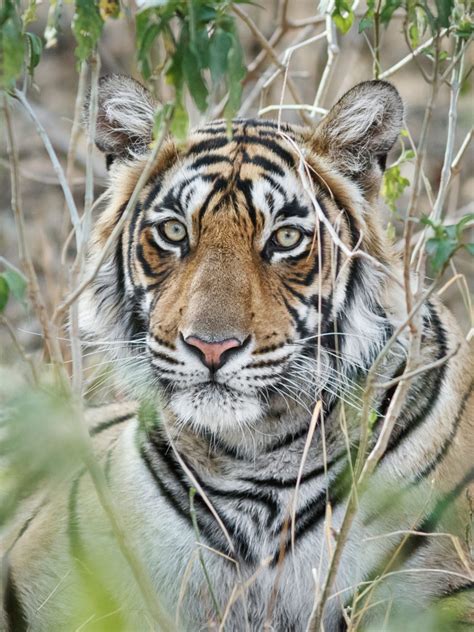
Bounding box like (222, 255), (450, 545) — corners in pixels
(184, 336), (242, 370)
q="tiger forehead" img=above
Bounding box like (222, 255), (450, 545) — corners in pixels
(146, 122), (314, 224)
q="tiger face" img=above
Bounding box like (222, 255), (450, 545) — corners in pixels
(82, 77), (403, 433)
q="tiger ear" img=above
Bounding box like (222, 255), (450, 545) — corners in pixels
(312, 80), (403, 183)
(84, 75), (158, 163)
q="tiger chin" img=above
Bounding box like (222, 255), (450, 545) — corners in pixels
(2, 77), (473, 632)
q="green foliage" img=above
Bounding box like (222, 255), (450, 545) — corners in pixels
(72, 0), (104, 62)
(0, 266), (27, 312)
(0, 276), (9, 311)
(0, 382), (84, 525)
(0, 0), (25, 89)
(25, 31), (43, 76)
(136, 0), (246, 136)
(421, 213), (474, 273)
(332, 0), (355, 33)
(382, 147), (414, 213)
(359, 0), (459, 37)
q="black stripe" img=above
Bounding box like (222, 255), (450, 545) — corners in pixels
(282, 280), (311, 305)
(232, 135), (295, 167)
(384, 303), (448, 455)
(200, 485), (280, 529)
(3, 568), (28, 632)
(149, 347), (183, 365)
(140, 446), (193, 525)
(143, 177), (163, 209)
(246, 154), (285, 177)
(191, 154), (233, 170)
(187, 136), (229, 156)
(89, 412), (134, 437)
(198, 177), (227, 223)
(235, 177), (257, 226)
(136, 242), (162, 278)
(275, 199), (310, 221)
(441, 581), (474, 599)
(144, 433), (256, 563)
(281, 295), (309, 338)
(270, 490), (328, 566)
(241, 452), (344, 489)
(416, 383), (473, 479)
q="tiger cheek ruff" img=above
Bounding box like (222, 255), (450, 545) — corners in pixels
(3, 76), (473, 632)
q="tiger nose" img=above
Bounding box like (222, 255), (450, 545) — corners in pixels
(182, 335), (243, 371)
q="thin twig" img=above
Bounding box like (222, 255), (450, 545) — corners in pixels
(3, 95), (65, 374)
(372, 344), (459, 389)
(14, 89), (82, 247)
(379, 28), (448, 79)
(232, 4), (312, 125)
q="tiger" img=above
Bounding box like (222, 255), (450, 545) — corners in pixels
(2, 76), (473, 632)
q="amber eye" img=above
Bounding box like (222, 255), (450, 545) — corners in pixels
(272, 226), (303, 250)
(159, 219), (187, 243)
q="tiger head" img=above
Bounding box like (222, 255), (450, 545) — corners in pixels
(81, 77), (404, 435)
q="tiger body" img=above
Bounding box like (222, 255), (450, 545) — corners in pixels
(2, 78), (473, 631)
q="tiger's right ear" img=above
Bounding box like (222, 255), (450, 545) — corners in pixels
(83, 75), (158, 163)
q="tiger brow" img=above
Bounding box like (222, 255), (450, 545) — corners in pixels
(275, 200), (310, 221)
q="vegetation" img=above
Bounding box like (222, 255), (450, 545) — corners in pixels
(0, 0), (473, 629)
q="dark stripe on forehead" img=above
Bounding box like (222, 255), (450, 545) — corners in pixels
(233, 135), (295, 167)
(191, 153), (233, 169)
(245, 154), (285, 177)
(235, 177), (257, 226)
(187, 136), (229, 155)
(187, 135), (295, 169)
(198, 177), (227, 223)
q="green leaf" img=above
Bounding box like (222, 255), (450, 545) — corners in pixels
(209, 28), (232, 81)
(183, 45), (208, 111)
(332, 0), (354, 34)
(455, 212), (474, 237)
(0, 1), (25, 89)
(464, 243), (474, 256)
(425, 237), (457, 272)
(382, 165), (410, 212)
(358, 0), (377, 33)
(380, 0), (403, 25)
(72, 0), (104, 62)
(368, 408), (378, 430)
(170, 97), (189, 141)
(0, 276), (9, 312)
(456, 17), (474, 40)
(224, 32), (245, 120)
(25, 32), (43, 76)
(3, 269), (27, 301)
(136, 11), (162, 80)
(434, 0), (454, 28)
(22, 0), (38, 26)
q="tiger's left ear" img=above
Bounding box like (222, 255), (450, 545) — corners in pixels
(311, 80), (403, 187)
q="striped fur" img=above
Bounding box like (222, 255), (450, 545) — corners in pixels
(2, 78), (473, 631)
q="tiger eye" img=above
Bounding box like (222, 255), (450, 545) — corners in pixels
(273, 227), (302, 249)
(160, 220), (187, 243)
